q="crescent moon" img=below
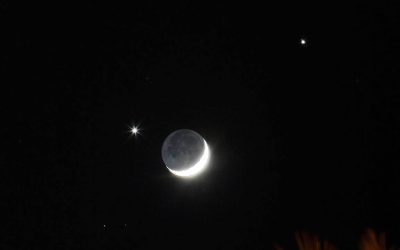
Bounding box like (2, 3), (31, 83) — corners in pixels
(167, 139), (210, 177)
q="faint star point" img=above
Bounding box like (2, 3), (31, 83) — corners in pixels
(300, 38), (307, 46)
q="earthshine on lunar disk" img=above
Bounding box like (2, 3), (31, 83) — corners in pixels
(161, 129), (210, 177)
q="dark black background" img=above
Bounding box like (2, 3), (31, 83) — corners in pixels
(4, 2), (400, 249)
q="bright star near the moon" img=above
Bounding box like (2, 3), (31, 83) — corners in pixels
(131, 126), (139, 134)
(130, 125), (140, 135)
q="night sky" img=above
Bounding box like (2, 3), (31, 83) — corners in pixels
(5, 2), (400, 249)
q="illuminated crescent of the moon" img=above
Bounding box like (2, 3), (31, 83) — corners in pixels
(167, 140), (210, 177)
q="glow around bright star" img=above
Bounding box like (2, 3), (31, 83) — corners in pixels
(167, 140), (210, 178)
(300, 38), (307, 45)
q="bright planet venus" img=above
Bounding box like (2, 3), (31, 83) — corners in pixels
(161, 129), (210, 177)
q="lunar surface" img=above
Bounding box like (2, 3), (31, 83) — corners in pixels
(161, 129), (209, 177)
